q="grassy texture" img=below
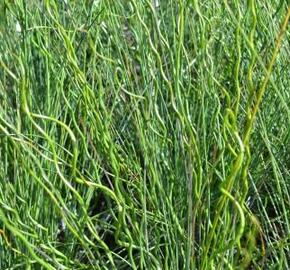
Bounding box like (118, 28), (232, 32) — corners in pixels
(0, 1), (290, 269)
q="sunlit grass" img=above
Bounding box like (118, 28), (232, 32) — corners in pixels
(0, 1), (289, 269)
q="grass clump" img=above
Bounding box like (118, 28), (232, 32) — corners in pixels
(0, 1), (289, 269)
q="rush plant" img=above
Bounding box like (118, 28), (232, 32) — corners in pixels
(0, 1), (289, 269)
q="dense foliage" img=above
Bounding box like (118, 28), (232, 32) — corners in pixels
(0, 1), (289, 269)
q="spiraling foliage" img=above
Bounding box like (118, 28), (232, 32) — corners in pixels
(0, 1), (289, 269)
